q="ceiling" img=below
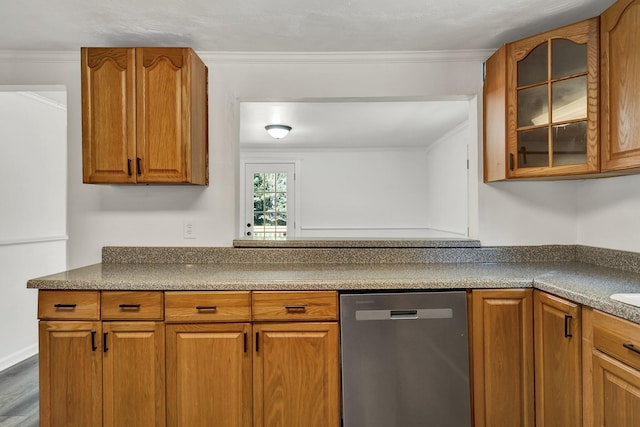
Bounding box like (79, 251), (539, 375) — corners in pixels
(239, 100), (470, 150)
(0, 0), (614, 52)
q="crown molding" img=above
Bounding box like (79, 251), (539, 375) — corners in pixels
(0, 49), (496, 65)
(0, 50), (78, 63)
(198, 49), (496, 64)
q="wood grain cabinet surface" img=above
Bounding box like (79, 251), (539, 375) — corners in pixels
(38, 290), (165, 427)
(533, 290), (582, 427)
(600, 0), (640, 172)
(81, 47), (208, 185)
(471, 288), (534, 427)
(587, 309), (640, 427)
(166, 322), (252, 427)
(484, 18), (599, 181)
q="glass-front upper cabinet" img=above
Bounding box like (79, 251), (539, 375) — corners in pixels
(504, 18), (599, 179)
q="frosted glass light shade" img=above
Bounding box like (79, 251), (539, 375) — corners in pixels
(265, 124), (292, 139)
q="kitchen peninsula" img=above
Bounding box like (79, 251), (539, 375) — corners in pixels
(29, 242), (640, 427)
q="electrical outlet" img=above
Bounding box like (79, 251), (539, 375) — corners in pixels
(183, 219), (197, 239)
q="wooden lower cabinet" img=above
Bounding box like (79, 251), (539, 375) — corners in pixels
(533, 290), (582, 427)
(39, 321), (103, 427)
(253, 322), (340, 427)
(592, 350), (640, 426)
(102, 321), (165, 427)
(165, 323), (252, 427)
(471, 289), (534, 427)
(584, 308), (640, 427)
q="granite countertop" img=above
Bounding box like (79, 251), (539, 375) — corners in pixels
(27, 260), (640, 324)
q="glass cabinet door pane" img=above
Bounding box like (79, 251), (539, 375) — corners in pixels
(518, 43), (548, 87)
(551, 39), (587, 79)
(517, 127), (549, 168)
(518, 84), (549, 127)
(552, 76), (587, 123)
(552, 121), (587, 166)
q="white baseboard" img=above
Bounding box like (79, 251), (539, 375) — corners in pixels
(0, 343), (38, 373)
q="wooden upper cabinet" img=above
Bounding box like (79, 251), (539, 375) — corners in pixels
(82, 47), (208, 185)
(600, 0), (640, 172)
(82, 48), (136, 184)
(484, 18), (599, 181)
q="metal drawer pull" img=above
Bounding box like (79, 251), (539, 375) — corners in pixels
(54, 303), (77, 309)
(284, 305), (306, 311)
(119, 304), (141, 309)
(196, 305), (217, 311)
(564, 315), (573, 338)
(623, 342), (640, 355)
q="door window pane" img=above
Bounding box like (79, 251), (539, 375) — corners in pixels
(518, 84), (549, 127)
(249, 170), (291, 240)
(552, 76), (587, 123)
(553, 122), (587, 166)
(518, 127), (549, 168)
(518, 43), (548, 87)
(552, 39), (587, 79)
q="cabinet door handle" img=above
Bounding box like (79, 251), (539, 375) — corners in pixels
(91, 331), (97, 352)
(623, 342), (640, 355)
(103, 332), (109, 352)
(136, 157), (142, 175)
(54, 303), (77, 309)
(244, 332), (247, 353)
(564, 315), (573, 338)
(284, 305), (306, 311)
(255, 332), (259, 352)
(119, 304), (141, 310)
(195, 305), (217, 311)
(509, 153), (515, 171)
(127, 159), (132, 176)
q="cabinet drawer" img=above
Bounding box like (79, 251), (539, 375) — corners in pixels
(101, 291), (164, 320)
(252, 291), (338, 321)
(38, 290), (100, 320)
(165, 291), (251, 322)
(593, 310), (640, 371)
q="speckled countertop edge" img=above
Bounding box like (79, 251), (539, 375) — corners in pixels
(232, 238), (482, 248)
(27, 260), (640, 324)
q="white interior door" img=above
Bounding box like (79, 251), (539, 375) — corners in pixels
(244, 163), (295, 240)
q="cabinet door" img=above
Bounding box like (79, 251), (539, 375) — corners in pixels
(533, 291), (582, 427)
(136, 48), (191, 183)
(81, 48), (136, 184)
(253, 322), (340, 427)
(471, 289), (534, 427)
(600, 0), (640, 171)
(39, 321), (102, 427)
(506, 19), (599, 178)
(593, 350), (640, 426)
(102, 322), (165, 427)
(166, 323), (252, 427)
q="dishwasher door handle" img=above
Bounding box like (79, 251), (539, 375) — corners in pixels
(390, 310), (418, 319)
(355, 308), (453, 321)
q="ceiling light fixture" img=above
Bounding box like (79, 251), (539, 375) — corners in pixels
(265, 124), (292, 139)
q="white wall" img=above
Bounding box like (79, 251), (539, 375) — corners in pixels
(423, 123), (469, 237)
(1, 50), (638, 275)
(242, 147), (438, 238)
(576, 174), (640, 253)
(0, 89), (67, 370)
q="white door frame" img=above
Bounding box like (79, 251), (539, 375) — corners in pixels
(240, 161), (299, 239)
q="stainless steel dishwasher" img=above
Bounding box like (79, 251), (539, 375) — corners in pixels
(340, 291), (471, 427)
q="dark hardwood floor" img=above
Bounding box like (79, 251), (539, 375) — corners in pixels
(0, 355), (39, 427)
